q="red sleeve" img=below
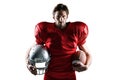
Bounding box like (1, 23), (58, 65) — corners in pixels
(76, 22), (88, 45)
(34, 22), (47, 44)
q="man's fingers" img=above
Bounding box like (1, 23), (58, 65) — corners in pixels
(73, 65), (87, 72)
(27, 65), (37, 75)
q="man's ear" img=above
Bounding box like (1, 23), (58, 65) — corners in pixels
(53, 16), (55, 19)
(52, 12), (54, 19)
(67, 15), (68, 18)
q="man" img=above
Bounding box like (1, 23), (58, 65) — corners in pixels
(26, 3), (92, 80)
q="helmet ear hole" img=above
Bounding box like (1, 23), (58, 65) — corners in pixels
(28, 44), (51, 75)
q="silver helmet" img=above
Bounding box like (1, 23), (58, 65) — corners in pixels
(28, 44), (50, 75)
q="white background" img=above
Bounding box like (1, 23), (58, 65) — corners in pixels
(0, 0), (120, 80)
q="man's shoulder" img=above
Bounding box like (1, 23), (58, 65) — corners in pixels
(36, 22), (54, 30)
(37, 22), (53, 26)
(70, 21), (88, 32)
(72, 21), (88, 29)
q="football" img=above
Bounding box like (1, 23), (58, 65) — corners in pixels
(72, 50), (87, 65)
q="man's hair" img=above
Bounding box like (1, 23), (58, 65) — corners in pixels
(53, 3), (69, 15)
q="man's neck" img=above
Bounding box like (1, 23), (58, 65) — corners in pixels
(56, 24), (67, 29)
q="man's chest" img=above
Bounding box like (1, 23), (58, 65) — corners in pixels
(45, 27), (78, 49)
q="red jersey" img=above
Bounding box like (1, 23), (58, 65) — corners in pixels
(35, 22), (88, 80)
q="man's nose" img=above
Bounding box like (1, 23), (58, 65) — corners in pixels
(59, 17), (63, 22)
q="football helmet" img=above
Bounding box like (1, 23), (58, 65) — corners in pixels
(28, 44), (50, 75)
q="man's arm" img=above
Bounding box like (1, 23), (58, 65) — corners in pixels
(25, 43), (37, 75)
(73, 43), (92, 72)
(78, 43), (92, 67)
(25, 44), (35, 65)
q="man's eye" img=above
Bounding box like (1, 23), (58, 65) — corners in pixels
(63, 16), (66, 18)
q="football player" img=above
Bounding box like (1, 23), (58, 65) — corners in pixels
(26, 3), (92, 80)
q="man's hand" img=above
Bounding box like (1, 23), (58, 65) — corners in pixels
(72, 61), (88, 72)
(27, 64), (37, 75)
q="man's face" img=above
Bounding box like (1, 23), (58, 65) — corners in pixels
(53, 10), (68, 29)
